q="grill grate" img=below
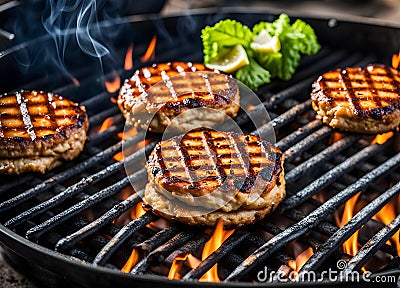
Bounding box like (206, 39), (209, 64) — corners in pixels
(1, 15), (400, 286)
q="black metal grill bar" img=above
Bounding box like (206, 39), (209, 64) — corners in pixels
(4, 140), (155, 229)
(136, 226), (182, 255)
(283, 126), (332, 162)
(0, 132), (144, 214)
(284, 134), (361, 184)
(280, 143), (385, 211)
(46, 170), (145, 249)
(341, 214), (400, 276)
(27, 190), (142, 242)
(48, 176), (130, 248)
(88, 105), (121, 127)
(0, 175), (35, 195)
(225, 153), (400, 281)
(182, 230), (249, 280)
(301, 196), (398, 256)
(255, 100), (312, 139)
(275, 120), (323, 151)
(299, 180), (400, 273)
(164, 234), (209, 266)
(131, 231), (197, 274)
(92, 212), (158, 266)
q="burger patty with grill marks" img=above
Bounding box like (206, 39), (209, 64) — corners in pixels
(117, 62), (240, 133)
(311, 65), (400, 134)
(143, 128), (285, 227)
(0, 90), (88, 174)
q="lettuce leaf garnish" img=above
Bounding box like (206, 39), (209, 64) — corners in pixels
(201, 14), (321, 90)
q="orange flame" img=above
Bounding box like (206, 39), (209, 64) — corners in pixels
(122, 248), (140, 273)
(130, 202), (146, 220)
(105, 71), (121, 93)
(371, 132), (394, 145)
(392, 52), (400, 69)
(287, 247), (314, 273)
(372, 195), (400, 255)
(330, 132), (346, 144)
(141, 36), (157, 62)
(125, 43), (134, 70)
(335, 192), (362, 256)
(117, 127), (139, 140)
(168, 254), (202, 280)
(168, 254), (189, 280)
(121, 202), (147, 273)
(199, 219), (234, 282)
(98, 117), (114, 133)
(166, 219), (234, 281)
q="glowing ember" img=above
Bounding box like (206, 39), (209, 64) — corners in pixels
(372, 195), (400, 255)
(141, 36), (157, 62)
(199, 219), (234, 282)
(288, 247), (313, 274)
(371, 132), (394, 145)
(105, 71), (121, 93)
(335, 192), (361, 256)
(392, 51), (400, 69)
(125, 43), (134, 70)
(98, 117), (114, 133)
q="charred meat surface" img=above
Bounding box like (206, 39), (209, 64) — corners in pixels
(0, 90), (88, 174)
(117, 62), (240, 133)
(311, 65), (400, 133)
(143, 128), (285, 227)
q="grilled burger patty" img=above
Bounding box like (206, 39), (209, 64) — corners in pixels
(143, 128), (285, 227)
(311, 65), (400, 133)
(118, 62), (240, 133)
(0, 90), (88, 174)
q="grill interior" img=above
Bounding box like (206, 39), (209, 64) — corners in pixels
(0, 10), (400, 287)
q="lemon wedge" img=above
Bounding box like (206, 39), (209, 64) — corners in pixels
(250, 29), (281, 53)
(205, 44), (249, 73)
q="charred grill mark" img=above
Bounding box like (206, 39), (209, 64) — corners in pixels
(174, 137), (196, 184)
(160, 93), (231, 112)
(46, 92), (57, 125)
(233, 134), (256, 193)
(202, 130), (227, 184)
(154, 145), (170, 179)
(340, 68), (364, 117)
(385, 65), (400, 96)
(16, 91), (36, 141)
(159, 162), (268, 173)
(363, 67), (383, 111)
